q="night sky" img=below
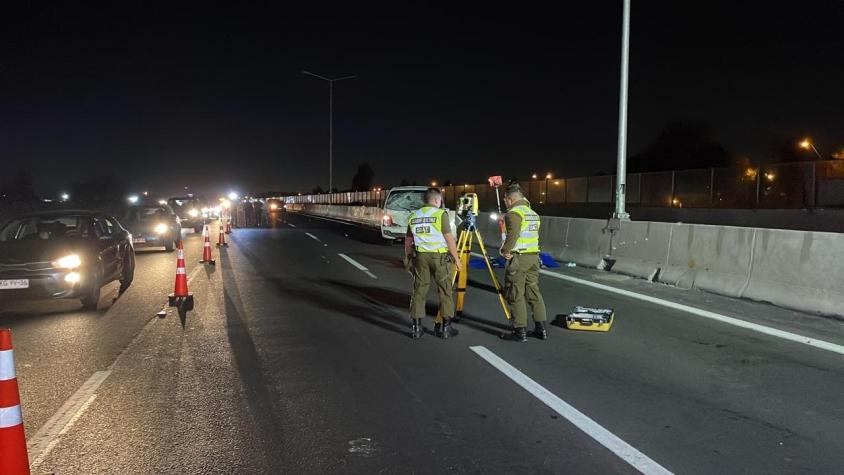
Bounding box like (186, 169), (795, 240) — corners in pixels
(1, 1), (842, 197)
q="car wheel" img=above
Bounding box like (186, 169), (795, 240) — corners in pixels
(119, 253), (135, 294)
(81, 268), (102, 310)
(164, 239), (175, 252)
(194, 225), (202, 234)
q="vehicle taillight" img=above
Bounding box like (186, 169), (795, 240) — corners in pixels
(382, 215), (393, 226)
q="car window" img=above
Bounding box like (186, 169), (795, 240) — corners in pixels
(96, 218), (114, 236)
(0, 216), (92, 241)
(385, 190), (426, 212)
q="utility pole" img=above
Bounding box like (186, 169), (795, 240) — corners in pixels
(302, 70), (358, 192)
(613, 0), (632, 220)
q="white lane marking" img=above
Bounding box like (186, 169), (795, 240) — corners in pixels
(0, 404), (22, 428)
(305, 232), (322, 242)
(288, 223), (297, 228)
(338, 253), (378, 279)
(537, 268), (844, 357)
(28, 371), (110, 467)
(0, 349), (15, 380)
(29, 260), (207, 466)
(470, 346), (673, 475)
(469, 251), (844, 357)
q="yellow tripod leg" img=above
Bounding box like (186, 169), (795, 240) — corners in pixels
(455, 231), (471, 319)
(474, 230), (512, 321)
(436, 229), (467, 324)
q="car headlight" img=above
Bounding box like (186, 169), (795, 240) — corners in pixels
(154, 223), (169, 234)
(188, 208), (199, 218)
(53, 254), (81, 269)
(269, 203), (279, 211)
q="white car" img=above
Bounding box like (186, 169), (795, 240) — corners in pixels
(380, 186), (456, 242)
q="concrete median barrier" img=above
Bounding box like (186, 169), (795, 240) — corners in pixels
(559, 218), (611, 268)
(610, 221), (672, 281)
(742, 228), (844, 316)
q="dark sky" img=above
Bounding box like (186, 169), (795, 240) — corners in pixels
(1, 1), (842, 197)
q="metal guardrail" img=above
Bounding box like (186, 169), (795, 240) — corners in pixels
(286, 160), (844, 210)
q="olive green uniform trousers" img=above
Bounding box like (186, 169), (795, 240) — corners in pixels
(504, 253), (547, 328)
(409, 252), (454, 319)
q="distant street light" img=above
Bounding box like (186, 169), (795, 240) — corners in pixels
(127, 195), (139, 203)
(431, 181), (438, 187)
(799, 138), (823, 160)
(302, 70), (359, 192)
(613, 0), (632, 220)
(228, 191), (239, 201)
(545, 172), (553, 180)
(60, 193), (70, 201)
(531, 173), (538, 180)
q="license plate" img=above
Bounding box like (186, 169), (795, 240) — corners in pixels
(0, 279), (29, 289)
(133, 237), (146, 244)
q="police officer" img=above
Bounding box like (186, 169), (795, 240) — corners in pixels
(500, 184), (548, 341)
(405, 187), (462, 339)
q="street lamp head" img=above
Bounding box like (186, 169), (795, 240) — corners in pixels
(799, 139), (812, 150)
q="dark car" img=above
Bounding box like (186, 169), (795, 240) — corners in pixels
(0, 210), (135, 309)
(120, 204), (182, 251)
(167, 196), (205, 233)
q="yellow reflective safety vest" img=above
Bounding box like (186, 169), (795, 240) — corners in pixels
(409, 205), (448, 253)
(510, 204), (540, 253)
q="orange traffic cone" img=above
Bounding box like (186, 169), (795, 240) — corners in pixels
(225, 212), (232, 234)
(168, 240), (194, 311)
(199, 224), (215, 265)
(0, 328), (31, 475)
(216, 222), (228, 247)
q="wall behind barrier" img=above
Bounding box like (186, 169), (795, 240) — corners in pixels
(290, 204), (844, 317)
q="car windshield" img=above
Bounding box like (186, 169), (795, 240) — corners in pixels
(168, 198), (200, 214)
(385, 190), (426, 212)
(0, 215), (93, 242)
(124, 206), (170, 222)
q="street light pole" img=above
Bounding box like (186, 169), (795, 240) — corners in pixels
(302, 70), (358, 192)
(613, 0), (631, 220)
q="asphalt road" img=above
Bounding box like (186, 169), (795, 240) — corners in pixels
(3, 215), (843, 474)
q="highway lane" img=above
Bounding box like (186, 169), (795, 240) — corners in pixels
(26, 214), (844, 473)
(0, 228), (206, 438)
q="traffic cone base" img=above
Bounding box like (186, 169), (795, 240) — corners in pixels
(216, 226), (228, 247)
(168, 293), (194, 311)
(1, 328), (31, 475)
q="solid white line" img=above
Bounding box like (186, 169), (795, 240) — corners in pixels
(469, 251), (844, 357)
(337, 253), (378, 279)
(0, 349), (14, 380)
(470, 346), (673, 475)
(537, 268), (844, 357)
(305, 232), (321, 242)
(27, 370), (111, 465)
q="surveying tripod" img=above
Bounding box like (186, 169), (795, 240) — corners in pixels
(436, 193), (511, 324)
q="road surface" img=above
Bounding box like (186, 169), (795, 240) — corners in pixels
(2, 216), (843, 474)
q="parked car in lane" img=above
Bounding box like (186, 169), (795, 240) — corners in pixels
(0, 210), (135, 309)
(380, 186), (456, 242)
(120, 204), (182, 251)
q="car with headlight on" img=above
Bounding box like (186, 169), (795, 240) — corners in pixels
(167, 196), (205, 233)
(0, 210), (135, 310)
(120, 204), (182, 251)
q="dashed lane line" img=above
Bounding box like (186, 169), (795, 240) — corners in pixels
(305, 232), (321, 242)
(470, 346), (673, 475)
(337, 253), (378, 279)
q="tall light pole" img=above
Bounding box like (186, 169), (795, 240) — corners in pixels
(302, 70), (358, 192)
(613, 0), (632, 220)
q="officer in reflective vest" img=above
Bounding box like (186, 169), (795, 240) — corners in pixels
(404, 187), (462, 339)
(500, 183), (548, 341)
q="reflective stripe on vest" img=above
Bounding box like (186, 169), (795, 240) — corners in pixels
(510, 205), (540, 253)
(409, 206), (448, 253)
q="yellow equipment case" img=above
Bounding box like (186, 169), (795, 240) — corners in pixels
(565, 306), (614, 332)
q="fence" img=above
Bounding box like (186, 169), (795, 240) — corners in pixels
(285, 160), (844, 211)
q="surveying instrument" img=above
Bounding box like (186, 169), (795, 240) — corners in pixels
(436, 191), (511, 324)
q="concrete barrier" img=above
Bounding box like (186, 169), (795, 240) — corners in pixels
(289, 203), (844, 317)
(742, 228), (844, 316)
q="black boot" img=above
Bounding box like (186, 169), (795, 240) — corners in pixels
(440, 319), (458, 339)
(410, 319), (423, 339)
(434, 322), (444, 338)
(534, 322), (548, 340)
(501, 327), (528, 342)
